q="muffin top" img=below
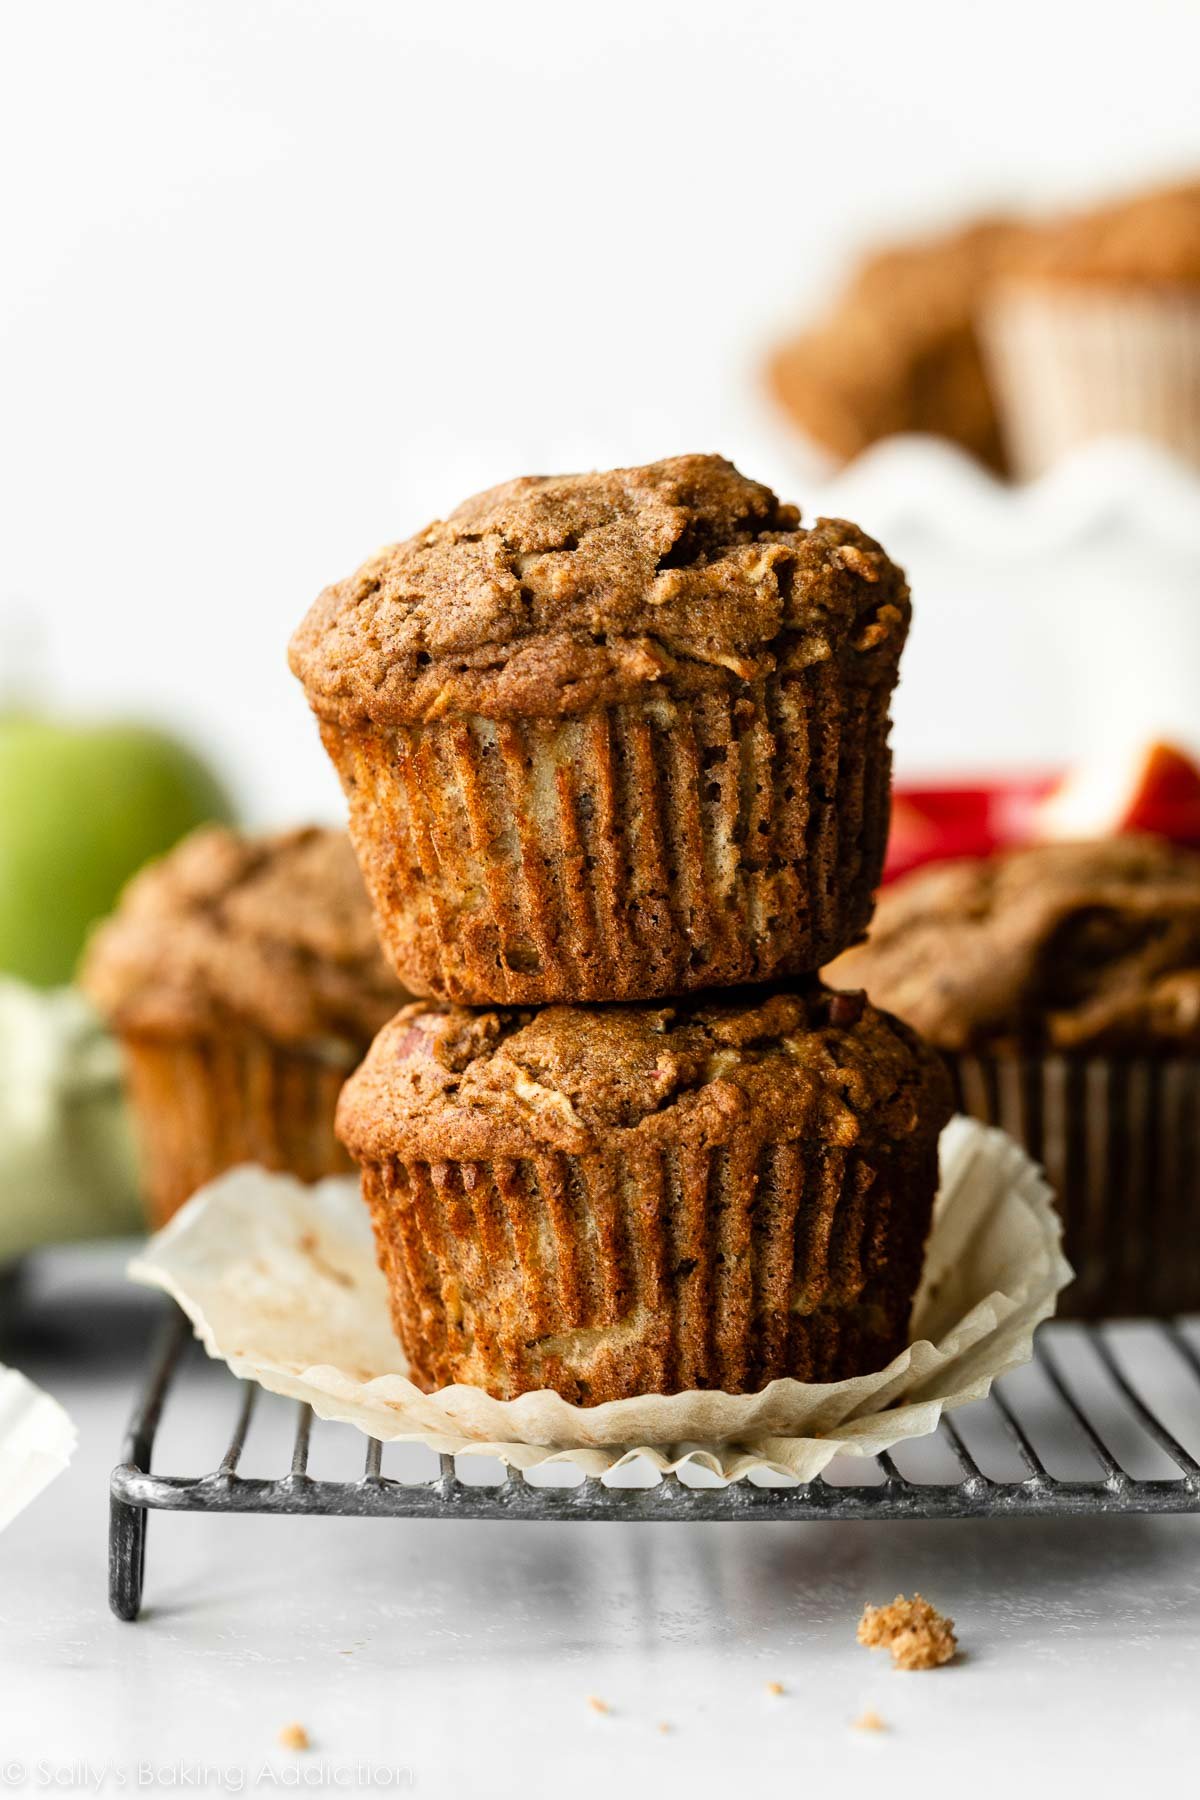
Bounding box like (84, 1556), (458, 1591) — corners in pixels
(82, 825), (404, 1051)
(828, 837), (1200, 1054)
(336, 985), (951, 1163)
(1010, 180), (1200, 286)
(289, 455), (909, 726)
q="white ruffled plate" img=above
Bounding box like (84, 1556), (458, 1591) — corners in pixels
(751, 429), (1200, 775)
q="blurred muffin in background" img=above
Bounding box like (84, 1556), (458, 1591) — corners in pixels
(83, 825), (405, 1225)
(766, 218), (1030, 473)
(827, 837), (1200, 1317)
(768, 177), (1200, 479)
(983, 181), (1200, 477)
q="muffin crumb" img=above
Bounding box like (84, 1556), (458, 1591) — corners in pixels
(278, 1724), (310, 1752)
(764, 1680), (785, 1697)
(587, 1695), (610, 1716)
(857, 1594), (957, 1670)
(853, 1708), (888, 1732)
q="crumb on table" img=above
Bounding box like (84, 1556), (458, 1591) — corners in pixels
(587, 1695), (610, 1716)
(857, 1593), (957, 1671)
(853, 1708), (888, 1732)
(278, 1723), (311, 1752)
(765, 1680), (785, 1697)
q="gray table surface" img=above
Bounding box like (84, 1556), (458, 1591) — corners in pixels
(2, 1246), (1198, 1799)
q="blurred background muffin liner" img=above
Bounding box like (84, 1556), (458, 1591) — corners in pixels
(118, 1035), (355, 1229)
(983, 286), (1200, 479)
(951, 1051), (1199, 1318)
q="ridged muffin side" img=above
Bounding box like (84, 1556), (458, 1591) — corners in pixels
(336, 988), (952, 1402)
(290, 455), (910, 1005)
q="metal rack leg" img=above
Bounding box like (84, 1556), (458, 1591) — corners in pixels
(108, 1307), (191, 1622)
(109, 1495), (147, 1622)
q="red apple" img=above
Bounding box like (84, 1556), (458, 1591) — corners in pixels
(884, 777), (1054, 880)
(1032, 741), (1200, 845)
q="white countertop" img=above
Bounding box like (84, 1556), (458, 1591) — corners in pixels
(2, 1249), (1198, 1799)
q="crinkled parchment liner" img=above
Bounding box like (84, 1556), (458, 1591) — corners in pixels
(0, 1366), (76, 1531)
(129, 1117), (1071, 1481)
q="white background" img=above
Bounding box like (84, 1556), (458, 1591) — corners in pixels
(2, 0), (1199, 821)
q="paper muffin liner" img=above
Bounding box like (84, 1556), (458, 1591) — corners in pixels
(360, 1126), (937, 1402)
(128, 1116), (1071, 1481)
(322, 666), (893, 1005)
(950, 1052), (1200, 1318)
(983, 283), (1200, 479)
(120, 1033), (356, 1228)
(0, 1365), (76, 1532)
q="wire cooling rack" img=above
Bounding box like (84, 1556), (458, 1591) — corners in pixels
(110, 1306), (1200, 1620)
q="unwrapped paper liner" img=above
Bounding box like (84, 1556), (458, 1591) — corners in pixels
(0, 1366), (76, 1530)
(128, 1116), (1071, 1481)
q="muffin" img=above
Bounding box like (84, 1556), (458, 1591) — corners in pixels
(336, 985), (953, 1401)
(828, 836), (1200, 1316)
(766, 218), (1030, 474)
(289, 455), (910, 1006)
(82, 825), (405, 1225)
(983, 181), (1200, 477)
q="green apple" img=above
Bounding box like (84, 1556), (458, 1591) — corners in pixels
(0, 714), (235, 986)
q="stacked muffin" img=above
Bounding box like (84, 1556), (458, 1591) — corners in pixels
(290, 455), (953, 1402)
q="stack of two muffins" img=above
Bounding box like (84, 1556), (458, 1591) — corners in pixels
(290, 456), (953, 1403)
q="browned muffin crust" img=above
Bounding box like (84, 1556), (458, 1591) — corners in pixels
(289, 455), (910, 727)
(339, 987), (941, 1162)
(339, 987), (952, 1400)
(82, 825), (404, 1050)
(828, 837), (1200, 1054)
(1008, 180), (1200, 286)
(767, 219), (1032, 473)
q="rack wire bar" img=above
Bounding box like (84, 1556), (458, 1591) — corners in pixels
(110, 1306), (1200, 1622)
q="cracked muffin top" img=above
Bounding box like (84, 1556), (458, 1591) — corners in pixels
(336, 985), (952, 1163)
(827, 837), (1200, 1053)
(289, 455), (909, 725)
(83, 826), (405, 1051)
